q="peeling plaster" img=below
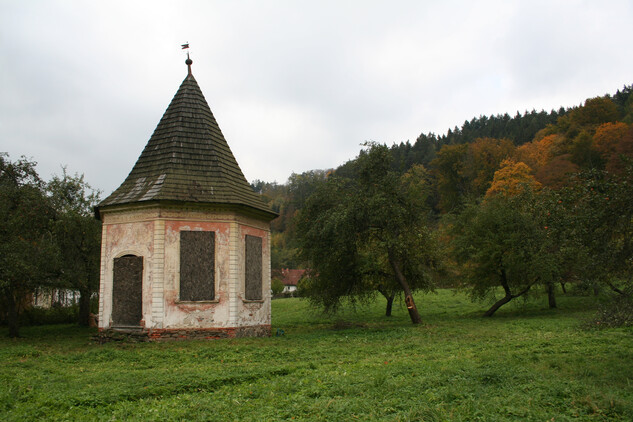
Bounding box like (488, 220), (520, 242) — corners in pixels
(98, 206), (272, 335)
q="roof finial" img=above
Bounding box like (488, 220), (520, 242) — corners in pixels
(182, 42), (192, 75)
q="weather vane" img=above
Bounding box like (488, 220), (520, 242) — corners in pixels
(182, 42), (192, 75)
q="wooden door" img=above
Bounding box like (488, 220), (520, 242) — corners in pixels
(112, 255), (143, 326)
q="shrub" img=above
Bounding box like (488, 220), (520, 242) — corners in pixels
(11, 305), (79, 326)
(587, 293), (633, 328)
(271, 278), (285, 296)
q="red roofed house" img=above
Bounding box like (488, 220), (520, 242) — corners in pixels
(280, 269), (306, 294)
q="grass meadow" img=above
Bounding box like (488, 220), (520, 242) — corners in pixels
(1, 289), (632, 421)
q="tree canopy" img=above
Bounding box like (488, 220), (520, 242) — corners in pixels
(0, 154), (102, 336)
(0, 154), (58, 337)
(47, 169), (101, 327)
(449, 189), (558, 316)
(253, 83), (633, 322)
(296, 144), (440, 323)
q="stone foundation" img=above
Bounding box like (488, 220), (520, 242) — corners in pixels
(95, 325), (271, 343)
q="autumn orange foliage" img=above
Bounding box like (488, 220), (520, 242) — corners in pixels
(515, 134), (559, 171)
(534, 154), (579, 189)
(485, 159), (541, 198)
(593, 122), (633, 174)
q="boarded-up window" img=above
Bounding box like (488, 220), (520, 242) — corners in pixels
(112, 255), (143, 326)
(245, 235), (263, 300)
(180, 231), (215, 301)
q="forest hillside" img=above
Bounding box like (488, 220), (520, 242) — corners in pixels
(253, 84), (633, 272)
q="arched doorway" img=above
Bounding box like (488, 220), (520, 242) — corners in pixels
(112, 255), (143, 327)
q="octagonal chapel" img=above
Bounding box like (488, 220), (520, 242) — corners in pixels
(95, 58), (277, 340)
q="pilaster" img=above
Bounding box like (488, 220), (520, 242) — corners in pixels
(151, 219), (166, 328)
(98, 224), (108, 328)
(265, 229), (272, 324)
(228, 220), (240, 326)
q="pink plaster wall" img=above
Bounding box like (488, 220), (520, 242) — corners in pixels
(236, 224), (271, 327)
(100, 220), (154, 329)
(99, 207), (272, 334)
(163, 220), (232, 328)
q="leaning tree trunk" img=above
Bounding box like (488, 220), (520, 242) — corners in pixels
(388, 250), (422, 324)
(484, 270), (514, 317)
(484, 270), (537, 317)
(78, 287), (92, 327)
(483, 291), (513, 317)
(560, 281), (567, 294)
(605, 279), (627, 296)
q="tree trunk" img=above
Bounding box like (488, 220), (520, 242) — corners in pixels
(484, 270), (537, 317)
(388, 250), (422, 324)
(377, 288), (396, 317)
(483, 293), (513, 317)
(560, 281), (567, 294)
(385, 293), (395, 317)
(484, 270), (514, 317)
(547, 282), (557, 309)
(5, 291), (20, 338)
(78, 287), (91, 327)
(605, 279), (627, 296)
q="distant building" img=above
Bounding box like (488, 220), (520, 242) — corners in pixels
(95, 57), (277, 340)
(279, 269), (306, 294)
(32, 288), (79, 308)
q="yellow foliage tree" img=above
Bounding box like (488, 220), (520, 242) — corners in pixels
(466, 137), (515, 196)
(485, 159), (541, 198)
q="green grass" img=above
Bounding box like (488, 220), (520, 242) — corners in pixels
(1, 290), (632, 421)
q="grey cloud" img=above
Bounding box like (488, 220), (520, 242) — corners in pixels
(1, 1), (632, 193)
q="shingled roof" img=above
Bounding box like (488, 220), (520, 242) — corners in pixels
(98, 64), (276, 220)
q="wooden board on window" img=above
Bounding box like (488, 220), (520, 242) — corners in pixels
(180, 231), (215, 301)
(245, 235), (262, 300)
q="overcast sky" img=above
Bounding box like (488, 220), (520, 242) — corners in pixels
(1, 1), (632, 195)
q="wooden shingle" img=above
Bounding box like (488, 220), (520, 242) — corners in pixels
(98, 71), (276, 220)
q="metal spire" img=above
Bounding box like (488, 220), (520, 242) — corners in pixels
(182, 42), (192, 75)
